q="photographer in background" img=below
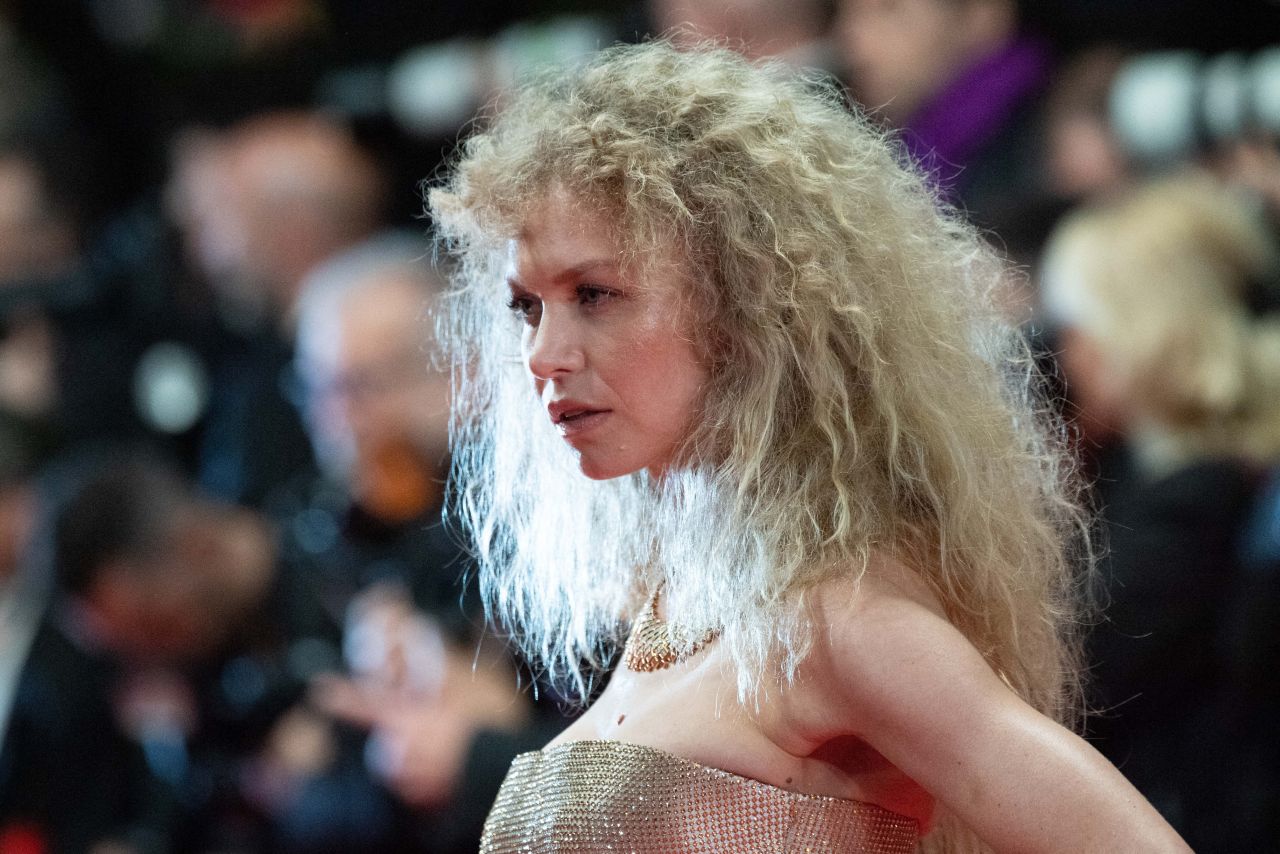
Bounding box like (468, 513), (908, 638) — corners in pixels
(271, 233), (561, 853)
(0, 452), (279, 853)
(835, 0), (1054, 231)
(169, 112), (388, 507)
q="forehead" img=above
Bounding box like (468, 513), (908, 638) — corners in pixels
(513, 188), (619, 252)
(506, 188), (689, 288)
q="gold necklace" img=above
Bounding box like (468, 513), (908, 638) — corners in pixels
(623, 583), (721, 672)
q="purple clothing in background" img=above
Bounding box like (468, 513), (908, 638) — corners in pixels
(901, 36), (1051, 201)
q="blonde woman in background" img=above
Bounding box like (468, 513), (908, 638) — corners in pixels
(431, 41), (1187, 852)
(1042, 173), (1280, 473)
(1042, 173), (1280, 851)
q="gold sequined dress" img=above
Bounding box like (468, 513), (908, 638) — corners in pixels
(479, 740), (920, 853)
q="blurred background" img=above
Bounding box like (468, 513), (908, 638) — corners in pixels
(1, 1), (1278, 852)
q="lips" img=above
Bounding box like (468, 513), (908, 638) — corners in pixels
(548, 400), (600, 423)
(547, 400), (610, 437)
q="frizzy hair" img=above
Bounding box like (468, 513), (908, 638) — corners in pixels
(429, 41), (1087, 742)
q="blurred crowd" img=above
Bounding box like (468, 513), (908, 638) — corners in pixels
(1, 0), (1278, 852)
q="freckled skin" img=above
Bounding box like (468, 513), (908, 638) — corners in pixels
(507, 190), (710, 480)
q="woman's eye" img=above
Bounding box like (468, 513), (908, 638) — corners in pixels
(507, 295), (540, 324)
(577, 285), (614, 307)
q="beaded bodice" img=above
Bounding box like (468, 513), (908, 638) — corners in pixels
(479, 740), (920, 853)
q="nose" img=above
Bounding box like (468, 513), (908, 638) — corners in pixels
(525, 309), (584, 380)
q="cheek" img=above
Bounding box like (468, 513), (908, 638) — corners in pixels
(621, 332), (708, 428)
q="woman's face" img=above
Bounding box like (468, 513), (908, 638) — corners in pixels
(506, 190), (709, 480)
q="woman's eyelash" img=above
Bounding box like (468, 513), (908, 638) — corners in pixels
(506, 286), (617, 319)
(507, 294), (537, 319)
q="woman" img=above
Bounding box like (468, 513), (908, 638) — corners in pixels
(1041, 172), (1280, 850)
(430, 42), (1186, 852)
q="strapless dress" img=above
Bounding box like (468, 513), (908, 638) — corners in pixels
(479, 739), (920, 853)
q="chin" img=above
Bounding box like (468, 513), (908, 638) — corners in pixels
(577, 460), (636, 481)
(574, 451), (647, 481)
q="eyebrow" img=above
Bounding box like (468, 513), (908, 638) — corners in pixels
(506, 258), (621, 291)
(556, 259), (619, 280)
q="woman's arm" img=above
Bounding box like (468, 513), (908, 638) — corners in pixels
(809, 573), (1190, 853)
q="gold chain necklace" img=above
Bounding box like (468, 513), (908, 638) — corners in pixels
(623, 583), (721, 672)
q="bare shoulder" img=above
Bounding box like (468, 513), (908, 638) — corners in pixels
(795, 553), (1003, 739)
(792, 557), (1192, 852)
(809, 552), (947, 620)
(807, 552), (957, 666)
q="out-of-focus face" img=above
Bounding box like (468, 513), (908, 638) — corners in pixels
(649, 0), (823, 61)
(174, 116), (381, 319)
(0, 156), (77, 283)
(836, 0), (999, 124)
(1045, 114), (1130, 201)
(298, 272), (449, 519)
(507, 190), (710, 480)
(96, 504), (275, 664)
(335, 276), (449, 465)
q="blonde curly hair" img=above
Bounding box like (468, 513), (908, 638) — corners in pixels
(430, 40), (1086, 751)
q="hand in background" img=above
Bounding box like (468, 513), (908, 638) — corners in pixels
(314, 594), (531, 808)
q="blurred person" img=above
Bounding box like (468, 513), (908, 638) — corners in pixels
(0, 142), (87, 434)
(291, 233), (449, 526)
(1041, 172), (1280, 850)
(205, 0), (327, 54)
(0, 408), (54, 775)
(0, 149), (80, 286)
(4, 17), (210, 459)
(2, 24), (202, 457)
(835, 0), (1053, 230)
(0, 135), (165, 459)
(0, 307), (57, 429)
(170, 112), (387, 506)
(280, 233), (458, 654)
(1041, 46), (1135, 203)
(645, 0), (834, 68)
(0, 451), (277, 854)
(211, 113), (385, 331)
(1218, 136), (1280, 224)
(0, 12), (83, 218)
(274, 233), (558, 852)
